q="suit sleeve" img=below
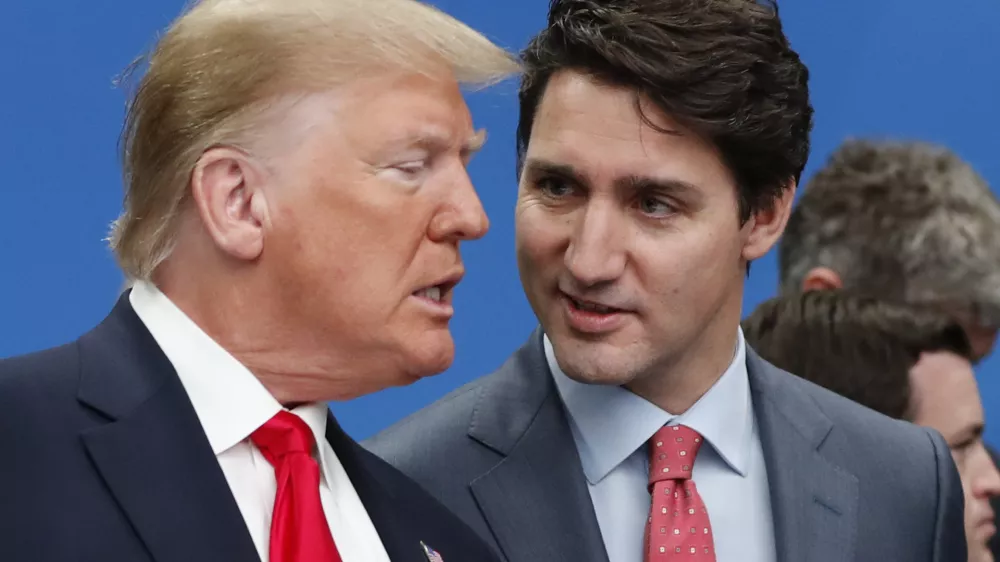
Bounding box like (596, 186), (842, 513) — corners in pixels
(926, 427), (967, 562)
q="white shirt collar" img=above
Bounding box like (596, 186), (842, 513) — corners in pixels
(548, 328), (754, 485)
(129, 281), (332, 470)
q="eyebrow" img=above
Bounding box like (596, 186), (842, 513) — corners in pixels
(523, 157), (702, 196)
(950, 422), (985, 447)
(393, 128), (487, 160)
(463, 128), (488, 157)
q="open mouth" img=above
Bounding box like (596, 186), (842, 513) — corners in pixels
(414, 285), (445, 303)
(412, 273), (462, 307)
(564, 293), (624, 314)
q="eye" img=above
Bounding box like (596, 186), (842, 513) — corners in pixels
(385, 160), (430, 185)
(396, 161), (428, 178)
(636, 195), (675, 217)
(536, 176), (575, 198)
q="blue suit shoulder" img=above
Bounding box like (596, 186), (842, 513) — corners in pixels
(366, 374), (491, 473)
(780, 367), (949, 466)
(771, 366), (961, 542)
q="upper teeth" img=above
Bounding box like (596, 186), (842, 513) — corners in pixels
(573, 298), (614, 313)
(417, 286), (442, 302)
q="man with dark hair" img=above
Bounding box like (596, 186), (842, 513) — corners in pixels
(367, 2), (966, 561)
(744, 290), (1000, 562)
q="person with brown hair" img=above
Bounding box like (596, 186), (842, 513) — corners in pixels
(744, 290), (1000, 562)
(0, 1), (519, 561)
(367, 1), (966, 561)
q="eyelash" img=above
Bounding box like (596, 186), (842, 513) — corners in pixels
(536, 176), (575, 198)
(534, 176), (676, 218)
(393, 161), (430, 181)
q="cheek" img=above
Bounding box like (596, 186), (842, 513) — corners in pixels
(515, 207), (568, 275)
(270, 189), (417, 316)
(639, 225), (741, 297)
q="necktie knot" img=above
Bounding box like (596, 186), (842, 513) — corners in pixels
(250, 410), (316, 465)
(648, 424), (703, 485)
(250, 410), (342, 562)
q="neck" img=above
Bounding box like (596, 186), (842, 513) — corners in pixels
(153, 264), (379, 404)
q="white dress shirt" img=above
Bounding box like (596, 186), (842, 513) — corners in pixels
(548, 329), (776, 562)
(129, 281), (391, 562)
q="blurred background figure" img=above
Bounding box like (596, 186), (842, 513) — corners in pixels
(778, 139), (1000, 556)
(744, 290), (1000, 562)
(779, 139), (1000, 359)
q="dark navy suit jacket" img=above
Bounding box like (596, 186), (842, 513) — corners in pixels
(0, 295), (498, 562)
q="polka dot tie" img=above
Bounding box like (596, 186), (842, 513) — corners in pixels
(645, 425), (716, 561)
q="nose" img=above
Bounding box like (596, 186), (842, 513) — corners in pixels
(972, 446), (1000, 500)
(428, 168), (489, 242)
(564, 197), (627, 287)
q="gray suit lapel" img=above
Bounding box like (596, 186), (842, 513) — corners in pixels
(748, 349), (858, 562)
(467, 331), (610, 562)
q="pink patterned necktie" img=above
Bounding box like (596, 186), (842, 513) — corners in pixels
(645, 425), (717, 561)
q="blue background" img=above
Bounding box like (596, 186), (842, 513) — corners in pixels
(2, 1), (998, 441)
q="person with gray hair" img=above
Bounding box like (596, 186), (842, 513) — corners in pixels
(779, 138), (1000, 559)
(0, 1), (518, 561)
(780, 139), (1000, 360)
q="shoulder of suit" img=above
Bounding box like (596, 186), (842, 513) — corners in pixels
(773, 366), (941, 456)
(0, 341), (81, 401)
(362, 367), (506, 463)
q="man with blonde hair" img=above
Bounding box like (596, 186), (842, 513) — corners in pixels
(0, 1), (517, 561)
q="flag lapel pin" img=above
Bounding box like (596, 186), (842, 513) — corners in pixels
(420, 541), (444, 562)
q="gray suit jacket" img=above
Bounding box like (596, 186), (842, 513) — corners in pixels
(365, 330), (967, 562)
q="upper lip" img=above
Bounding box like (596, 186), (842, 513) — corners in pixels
(414, 268), (465, 297)
(560, 289), (629, 312)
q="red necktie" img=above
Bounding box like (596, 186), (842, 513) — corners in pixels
(645, 425), (716, 561)
(250, 411), (343, 562)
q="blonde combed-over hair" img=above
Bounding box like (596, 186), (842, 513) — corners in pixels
(109, 0), (519, 280)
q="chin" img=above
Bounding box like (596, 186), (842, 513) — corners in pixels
(551, 336), (642, 387)
(401, 331), (455, 381)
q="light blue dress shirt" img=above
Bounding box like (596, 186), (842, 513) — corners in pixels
(547, 329), (776, 562)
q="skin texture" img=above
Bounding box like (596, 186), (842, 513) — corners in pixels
(909, 351), (1000, 562)
(515, 70), (794, 414)
(156, 70), (489, 404)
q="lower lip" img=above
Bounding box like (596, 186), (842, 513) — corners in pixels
(561, 294), (626, 334)
(981, 522), (996, 538)
(411, 294), (454, 319)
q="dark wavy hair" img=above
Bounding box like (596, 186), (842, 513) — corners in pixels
(516, 0), (813, 221)
(743, 290), (973, 420)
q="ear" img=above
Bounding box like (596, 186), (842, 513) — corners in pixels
(742, 180), (796, 262)
(802, 267), (844, 291)
(190, 147), (270, 262)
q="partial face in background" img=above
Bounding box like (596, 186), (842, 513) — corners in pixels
(515, 71), (788, 397)
(263, 71), (488, 393)
(909, 351), (1000, 562)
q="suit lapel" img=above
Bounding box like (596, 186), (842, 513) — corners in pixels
(77, 296), (259, 562)
(325, 412), (427, 562)
(748, 349), (858, 562)
(467, 331), (609, 562)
